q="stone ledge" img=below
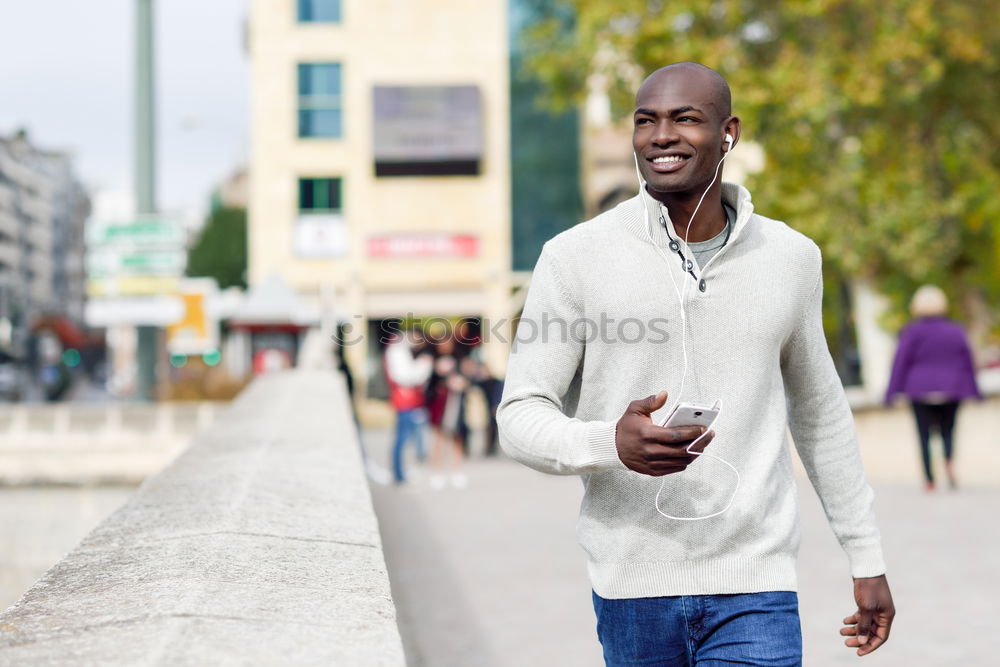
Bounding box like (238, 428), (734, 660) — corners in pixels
(0, 370), (404, 666)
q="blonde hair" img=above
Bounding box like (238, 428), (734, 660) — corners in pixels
(910, 285), (948, 318)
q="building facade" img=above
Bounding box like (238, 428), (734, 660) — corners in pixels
(0, 131), (90, 359)
(248, 0), (511, 401)
(509, 0), (582, 274)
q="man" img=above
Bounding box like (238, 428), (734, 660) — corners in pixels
(498, 62), (894, 665)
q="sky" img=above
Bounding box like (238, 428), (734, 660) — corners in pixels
(0, 0), (249, 223)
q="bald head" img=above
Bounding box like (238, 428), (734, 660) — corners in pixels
(637, 62), (732, 119)
(631, 61), (741, 202)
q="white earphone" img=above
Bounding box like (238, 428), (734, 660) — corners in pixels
(632, 129), (741, 521)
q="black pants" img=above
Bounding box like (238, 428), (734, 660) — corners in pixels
(910, 401), (960, 483)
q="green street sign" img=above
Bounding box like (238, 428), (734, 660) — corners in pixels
(89, 219), (183, 247)
(87, 248), (186, 278)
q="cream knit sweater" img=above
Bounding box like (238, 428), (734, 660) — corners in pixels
(498, 183), (886, 599)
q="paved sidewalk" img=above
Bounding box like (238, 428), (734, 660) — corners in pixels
(367, 399), (1000, 666)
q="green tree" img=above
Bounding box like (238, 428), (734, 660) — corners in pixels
(522, 0), (1000, 336)
(186, 206), (247, 289)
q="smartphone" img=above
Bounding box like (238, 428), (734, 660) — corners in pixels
(660, 401), (721, 429)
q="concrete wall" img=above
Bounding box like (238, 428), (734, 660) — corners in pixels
(0, 370), (404, 666)
(0, 402), (220, 486)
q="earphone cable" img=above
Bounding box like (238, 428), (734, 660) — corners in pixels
(633, 143), (741, 521)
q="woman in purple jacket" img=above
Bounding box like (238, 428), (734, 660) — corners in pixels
(885, 285), (981, 491)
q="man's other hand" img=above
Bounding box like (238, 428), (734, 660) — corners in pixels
(615, 392), (714, 476)
(840, 575), (895, 656)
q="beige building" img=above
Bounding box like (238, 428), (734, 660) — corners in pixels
(248, 0), (511, 402)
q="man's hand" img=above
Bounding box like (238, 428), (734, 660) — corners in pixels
(840, 575), (895, 656)
(615, 392), (714, 476)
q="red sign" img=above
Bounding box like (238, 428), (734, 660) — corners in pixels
(367, 234), (479, 258)
(253, 348), (292, 374)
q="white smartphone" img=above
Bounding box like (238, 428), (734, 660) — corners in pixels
(660, 401), (721, 428)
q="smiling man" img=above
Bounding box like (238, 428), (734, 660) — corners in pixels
(498, 62), (894, 665)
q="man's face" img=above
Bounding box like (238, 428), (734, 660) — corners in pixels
(632, 70), (733, 197)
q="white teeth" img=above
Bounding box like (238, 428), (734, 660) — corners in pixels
(653, 156), (685, 163)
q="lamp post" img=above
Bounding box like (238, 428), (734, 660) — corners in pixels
(135, 0), (157, 400)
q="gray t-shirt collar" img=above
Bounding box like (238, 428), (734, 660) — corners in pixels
(686, 203), (736, 252)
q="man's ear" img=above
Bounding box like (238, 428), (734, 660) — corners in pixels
(724, 116), (742, 149)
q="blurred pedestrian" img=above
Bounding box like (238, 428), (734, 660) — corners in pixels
(462, 352), (504, 457)
(384, 328), (433, 484)
(426, 335), (468, 489)
(886, 285), (981, 491)
(335, 323), (359, 427)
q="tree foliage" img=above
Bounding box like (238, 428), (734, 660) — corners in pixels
(186, 206), (247, 289)
(522, 0), (1000, 334)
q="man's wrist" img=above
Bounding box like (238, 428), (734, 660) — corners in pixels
(588, 421), (628, 470)
(846, 543), (886, 580)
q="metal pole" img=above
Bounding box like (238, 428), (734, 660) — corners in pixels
(136, 0), (156, 214)
(135, 0), (158, 400)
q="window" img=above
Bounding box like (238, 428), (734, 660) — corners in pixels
(298, 64), (342, 138)
(298, 0), (341, 22)
(295, 178), (347, 258)
(298, 178), (342, 212)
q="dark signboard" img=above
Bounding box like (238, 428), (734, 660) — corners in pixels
(373, 85), (482, 176)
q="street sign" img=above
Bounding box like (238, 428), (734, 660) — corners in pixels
(87, 219), (183, 246)
(87, 276), (182, 298)
(85, 295), (185, 326)
(165, 278), (219, 356)
(87, 248), (186, 278)
(86, 217), (186, 297)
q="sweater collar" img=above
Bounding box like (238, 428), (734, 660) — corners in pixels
(628, 182), (755, 251)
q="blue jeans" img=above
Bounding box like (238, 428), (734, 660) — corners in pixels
(593, 591), (801, 666)
(392, 407), (427, 482)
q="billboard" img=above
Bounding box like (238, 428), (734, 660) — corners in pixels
(373, 85), (482, 176)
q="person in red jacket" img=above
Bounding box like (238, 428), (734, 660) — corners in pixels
(384, 329), (433, 484)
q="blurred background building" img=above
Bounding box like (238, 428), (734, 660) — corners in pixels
(248, 0), (512, 410)
(0, 0), (995, 409)
(0, 130), (90, 398)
